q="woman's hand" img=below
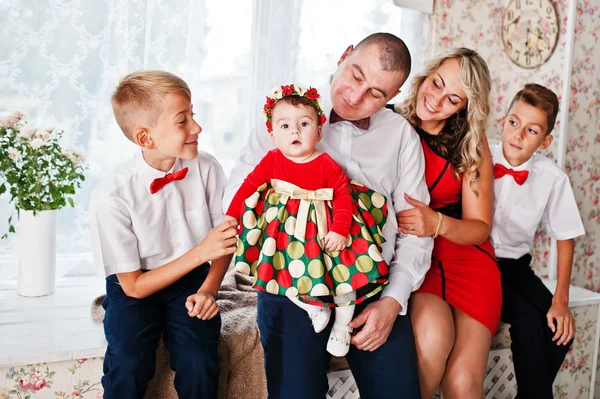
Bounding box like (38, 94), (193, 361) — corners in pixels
(397, 193), (439, 237)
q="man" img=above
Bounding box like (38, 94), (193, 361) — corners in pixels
(224, 33), (432, 399)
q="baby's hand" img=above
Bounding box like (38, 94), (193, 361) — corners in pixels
(323, 231), (346, 252)
(185, 290), (219, 320)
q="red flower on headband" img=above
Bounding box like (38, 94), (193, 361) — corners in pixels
(306, 87), (319, 100)
(266, 120), (272, 132)
(319, 114), (327, 125)
(264, 96), (276, 110)
(281, 84), (294, 96)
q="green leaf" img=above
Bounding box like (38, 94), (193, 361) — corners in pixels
(8, 225), (14, 233)
(0, 183), (5, 194)
(68, 197), (74, 208)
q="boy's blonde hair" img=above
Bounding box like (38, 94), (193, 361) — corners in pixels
(508, 84), (559, 135)
(111, 71), (191, 141)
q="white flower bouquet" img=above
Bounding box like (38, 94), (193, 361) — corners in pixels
(0, 112), (86, 237)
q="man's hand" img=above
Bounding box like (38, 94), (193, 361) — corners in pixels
(323, 231), (346, 252)
(348, 296), (401, 351)
(193, 219), (238, 264)
(547, 300), (576, 345)
(186, 290), (219, 320)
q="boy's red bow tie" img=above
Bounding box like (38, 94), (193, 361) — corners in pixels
(150, 167), (189, 194)
(329, 109), (370, 130)
(493, 163), (529, 185)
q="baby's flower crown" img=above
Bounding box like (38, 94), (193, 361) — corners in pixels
(263, 84), (327, 132)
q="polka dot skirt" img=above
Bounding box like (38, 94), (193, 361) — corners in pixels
(234, 180), (389, 307)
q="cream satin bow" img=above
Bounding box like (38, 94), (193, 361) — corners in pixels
(271, 179), (333, 242)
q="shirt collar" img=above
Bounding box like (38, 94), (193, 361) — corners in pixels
(135, 151), (182, 194)
(492, 143), (534, 173)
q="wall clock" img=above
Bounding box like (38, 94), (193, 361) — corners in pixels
(502, 0), (559, 69)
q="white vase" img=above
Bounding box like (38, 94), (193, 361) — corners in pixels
(17, 209), (57, 297)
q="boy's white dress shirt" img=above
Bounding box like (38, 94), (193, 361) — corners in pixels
(90, 150), (226, 277)
(490, 144), (585, 260)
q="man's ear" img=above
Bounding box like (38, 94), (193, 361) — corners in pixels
(134, 128), (153, 149)
(539, 133), (554, 150)
(388, 88), (402, 102)
(337, 45), (354, 67)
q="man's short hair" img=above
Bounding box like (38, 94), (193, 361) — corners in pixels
(111, 71), (191, 141)
(508, 83), (559, 135)
(355, 33), (411, 80)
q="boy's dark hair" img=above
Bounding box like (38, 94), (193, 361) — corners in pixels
(508, 83), (559, 135)
(274, 95), (323, 125)
(355, 32), (411, 84)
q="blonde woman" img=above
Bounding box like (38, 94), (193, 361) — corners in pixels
(392, 48), (500, 398)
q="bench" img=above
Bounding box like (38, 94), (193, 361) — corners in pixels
(2, 277), (599, 399)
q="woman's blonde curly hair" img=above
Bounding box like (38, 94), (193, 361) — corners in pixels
(395, 48), (491, 192)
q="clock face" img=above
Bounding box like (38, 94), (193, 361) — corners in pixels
(502, 0), (559, 69)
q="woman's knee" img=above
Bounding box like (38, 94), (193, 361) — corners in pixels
(442, 366), (483, 398)
(410, 294), (455, 362)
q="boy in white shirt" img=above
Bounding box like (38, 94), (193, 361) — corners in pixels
(89, 71), (237, 399)
(491, 83), (585, 398)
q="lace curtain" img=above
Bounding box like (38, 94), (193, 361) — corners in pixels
(0, 0), (429, 280)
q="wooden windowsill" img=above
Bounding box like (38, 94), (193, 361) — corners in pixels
(0, 276), (107, 367)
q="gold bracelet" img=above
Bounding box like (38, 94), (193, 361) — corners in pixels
(432, 212), (443, 239)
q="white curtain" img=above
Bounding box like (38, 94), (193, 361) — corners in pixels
(0, 0), (428, 281)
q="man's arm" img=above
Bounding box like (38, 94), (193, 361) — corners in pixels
(381, 127), (433, 314)
(223, 123), (274, 211)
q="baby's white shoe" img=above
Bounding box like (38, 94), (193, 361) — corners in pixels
(307, 306), (331, 333)
(326, 322), (353, 357)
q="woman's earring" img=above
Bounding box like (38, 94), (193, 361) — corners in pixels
(452, 116), (461, 134)
(452, 111), (465, 134)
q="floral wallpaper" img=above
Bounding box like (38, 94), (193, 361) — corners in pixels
(566, 0), (600, 393)
(429, 0), (600, 396)
(0, 358), (103, 399)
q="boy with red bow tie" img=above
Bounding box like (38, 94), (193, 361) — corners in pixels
(89, 71), (237, 399)
(490, 83), (585, 398)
